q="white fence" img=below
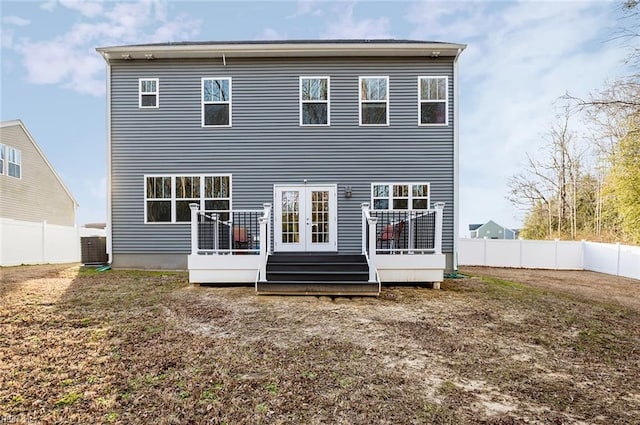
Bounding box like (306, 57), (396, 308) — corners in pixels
(458, 238), (640, 280)
(0, 218), (80, 266)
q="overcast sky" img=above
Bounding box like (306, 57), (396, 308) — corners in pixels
(0, 0), (631, 236)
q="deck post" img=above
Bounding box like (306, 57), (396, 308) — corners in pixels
(189, 203), (199, 255)
(361, 203), (369, 255)
(263, 203), (272, 254)
(434, 202), (445, 254)
(258, 216), (268, 282)
(211, 213), (219, 251)
(368, 216), (378, 282)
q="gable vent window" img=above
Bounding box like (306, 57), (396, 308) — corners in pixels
(202, 78), (232, 127)
(139, 78), (159, 108)
(7, 146), (21, 179)
(419, 76), (448, 125)
(300, 77), (329, 126)
(359, 76), (389, 126)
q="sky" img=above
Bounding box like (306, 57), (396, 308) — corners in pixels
(0, 0), (632, 237)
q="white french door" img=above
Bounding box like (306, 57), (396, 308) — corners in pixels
(274, 184), (337, 252)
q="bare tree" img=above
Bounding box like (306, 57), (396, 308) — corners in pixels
(507, 104), (589, 239)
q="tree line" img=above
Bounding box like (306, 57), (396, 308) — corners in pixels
(508, 1), (639, 245)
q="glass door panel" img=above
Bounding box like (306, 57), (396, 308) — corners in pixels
(281, 190), (300, 244)
(274, 185), (336, 252)
(310, 190), (329, 244)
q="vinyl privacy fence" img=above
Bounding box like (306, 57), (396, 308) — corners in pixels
(458, 238), (640, 281)
(0, 218), (80, 266)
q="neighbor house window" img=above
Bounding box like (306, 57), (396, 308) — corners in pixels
(202, 78), (231, 127)
(419, 76), (448, 125)
(7, 146), (21, 178)
(139, 78), (159, 108)
(371, 183), (430, 210)
(300, 77), (329, 126)
(359, 76), (389, 126)
(145, 174), (232, 223)
(0, 144), (4, 175)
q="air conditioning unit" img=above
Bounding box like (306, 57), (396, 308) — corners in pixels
(80, 236), (108, 265)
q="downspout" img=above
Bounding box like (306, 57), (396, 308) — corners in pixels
(102, 54), (113, 265)
(452, 47), (462, 274)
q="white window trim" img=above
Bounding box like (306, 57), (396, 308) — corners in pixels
(299, 76), (330, 127)
(418, 76), (448, 127)
(201, 77), (232, 128)
(7, 146), (21, 179)
(0, 144), (4, 175)
(359, 76), (390, 127)
(371, 182), (431, 210)
(139, 78), (159, 109)
(144, 174), (233, 224)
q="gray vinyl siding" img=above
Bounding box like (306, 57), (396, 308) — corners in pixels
(109, 56), (455, 255)
(0, 123), (76, 226)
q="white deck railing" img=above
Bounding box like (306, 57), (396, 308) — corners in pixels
(361, 203), (445, 281)
(189, 205), (260, 254)
(189, 203), (272, 280)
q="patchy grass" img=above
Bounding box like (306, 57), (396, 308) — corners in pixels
(1, 264), (639, 424)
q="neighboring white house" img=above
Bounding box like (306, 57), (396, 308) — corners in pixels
(469, 220), (517, 239)
(0, 120), (80, 266)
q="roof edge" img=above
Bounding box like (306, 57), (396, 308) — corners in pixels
(96, 39), (466, 62)
(1, 119), (79, 208)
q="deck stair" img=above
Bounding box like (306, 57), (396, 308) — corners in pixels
(257, 253), (379, 296)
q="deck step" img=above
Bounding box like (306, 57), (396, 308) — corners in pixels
(266, 271), (368, 282)
(267, 254), (366, 263)
(256, 281), (380, 296)
(261, 253), (378, 295)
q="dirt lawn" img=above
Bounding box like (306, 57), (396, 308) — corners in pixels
(1, 265), (639, 424)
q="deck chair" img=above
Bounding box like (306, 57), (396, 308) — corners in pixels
(378, 220), (404, 253)
(233, 226), (249, 251)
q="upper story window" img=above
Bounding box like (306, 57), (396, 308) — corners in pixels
(7, 146), (21, 178)
(145, 174), (231, 223)
(202, 78), (231, 127)
(371, 183), (430, 210)
(419, 76), (448, 125)
(300, 77), (329, 126)
(139, 78), (159, 108)
(359, 76), (389, 126)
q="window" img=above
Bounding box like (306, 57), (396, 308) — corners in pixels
(202, 78), (231, 127)
(204, 176), (231, 212)
(146, 176), (172, 222)
(144, 175), (231, 223)
(139, 78), (159, 108)
(7, 146), (21, 178)
(300, 77), (329, 126)
(371, 183), (430, 210)
(176, 176), (200, 222)
(0, 144), (4, 175)
(359, 76), (389, 126)
(419, 76), (448, 125)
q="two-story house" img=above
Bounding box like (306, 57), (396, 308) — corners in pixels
(97, 40), (465, 295)
(469, 221), (517, 239)
(0, 120), (79, 266)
